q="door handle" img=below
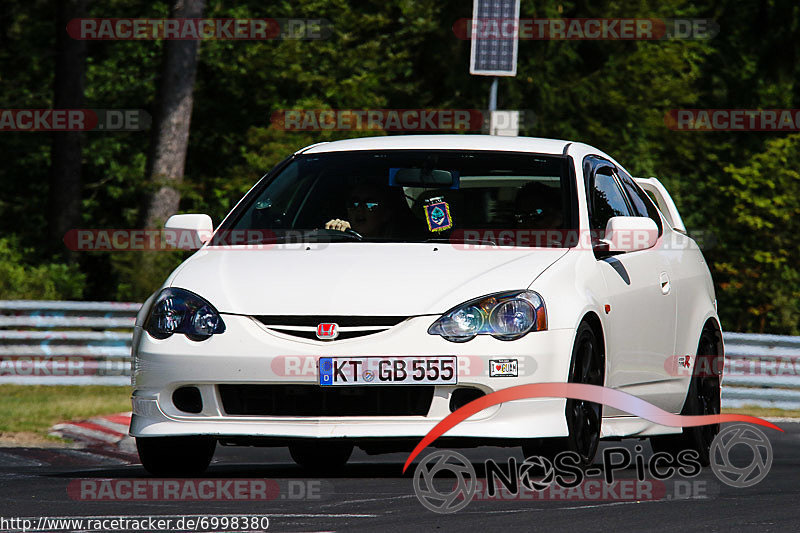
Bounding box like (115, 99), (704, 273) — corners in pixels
(659, 272), (670, 295)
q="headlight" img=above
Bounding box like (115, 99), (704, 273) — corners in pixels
(428, 291), (546, 342)
(144, 288), (226, 341)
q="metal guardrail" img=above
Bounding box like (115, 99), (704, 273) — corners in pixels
(721, 332), (800, 410)
(0, 300), (137, 385)
(0, 301), (798, 411)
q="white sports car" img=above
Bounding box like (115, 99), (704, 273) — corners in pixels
(130, 135), (722, 475)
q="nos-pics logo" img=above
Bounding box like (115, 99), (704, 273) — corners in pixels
(412, 424), (773, 513)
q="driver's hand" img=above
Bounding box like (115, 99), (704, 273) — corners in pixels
(325, 219), (352, 232)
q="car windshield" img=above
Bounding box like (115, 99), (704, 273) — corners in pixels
(219, 150), (575, 247)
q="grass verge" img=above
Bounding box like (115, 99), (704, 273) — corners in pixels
(723, 405), (800, 419)
(0, 385), (130, 441)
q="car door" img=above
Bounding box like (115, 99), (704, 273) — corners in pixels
(587, 160), (678, 413)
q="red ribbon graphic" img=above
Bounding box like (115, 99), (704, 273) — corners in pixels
(403, 382), (782, 473)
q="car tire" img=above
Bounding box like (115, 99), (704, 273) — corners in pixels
(289, 441), (353, 471)
(650, 329), (721, 466)
(136, 436), (216, 476)
(522, 322), (604, 466)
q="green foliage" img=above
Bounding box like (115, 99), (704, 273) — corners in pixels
(1, 0), (799, 333)
(0, 238), (85, 300)
(110, 251), (186, 302)
(712, 134), (800, 334)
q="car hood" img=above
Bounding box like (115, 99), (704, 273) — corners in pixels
(166, 243), (569, 316)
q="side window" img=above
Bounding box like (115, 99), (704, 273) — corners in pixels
(590, 172), (631, 230)
(235, 162), (305, 230)
(616, 169), (663, 236)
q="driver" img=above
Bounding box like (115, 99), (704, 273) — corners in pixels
(325, 183), (407, 239)
(514, 182), (563, 229)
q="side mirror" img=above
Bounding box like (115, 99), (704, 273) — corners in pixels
(602, 216), (658, 253)
(164, 214), (213, 250)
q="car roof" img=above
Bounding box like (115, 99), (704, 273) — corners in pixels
(296, 135), (572, 155)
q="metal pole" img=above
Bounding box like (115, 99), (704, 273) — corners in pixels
(489, 77), (498, 111)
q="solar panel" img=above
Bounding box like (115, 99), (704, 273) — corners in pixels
(469, 0), (520, 76)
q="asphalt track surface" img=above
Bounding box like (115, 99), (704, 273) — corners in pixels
(0, 422), (797, 532)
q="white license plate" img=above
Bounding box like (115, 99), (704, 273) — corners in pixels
(319, 356), (457, 386)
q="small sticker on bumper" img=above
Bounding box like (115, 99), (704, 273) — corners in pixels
(489, 359), (518, 377)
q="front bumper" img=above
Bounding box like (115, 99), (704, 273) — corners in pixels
(130, 314), (577, 441)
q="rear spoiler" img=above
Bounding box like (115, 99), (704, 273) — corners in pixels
(634, 177), (687, 234)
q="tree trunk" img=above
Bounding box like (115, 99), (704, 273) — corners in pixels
(49, 0), (87, 247)
(143, 0), (205, 228)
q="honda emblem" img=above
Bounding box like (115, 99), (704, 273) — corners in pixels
(316, 323), (339, 340)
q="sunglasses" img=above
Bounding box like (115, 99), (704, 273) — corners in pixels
(348, 200), (380, 211)
(514, 209), (545, 223)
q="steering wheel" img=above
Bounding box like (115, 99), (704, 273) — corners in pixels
(344, 227), (364, 240)
(310, 227), (364, 241)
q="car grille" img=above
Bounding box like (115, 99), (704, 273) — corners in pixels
(254, 315), (408, 341)
(218, 384), (434, 416)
